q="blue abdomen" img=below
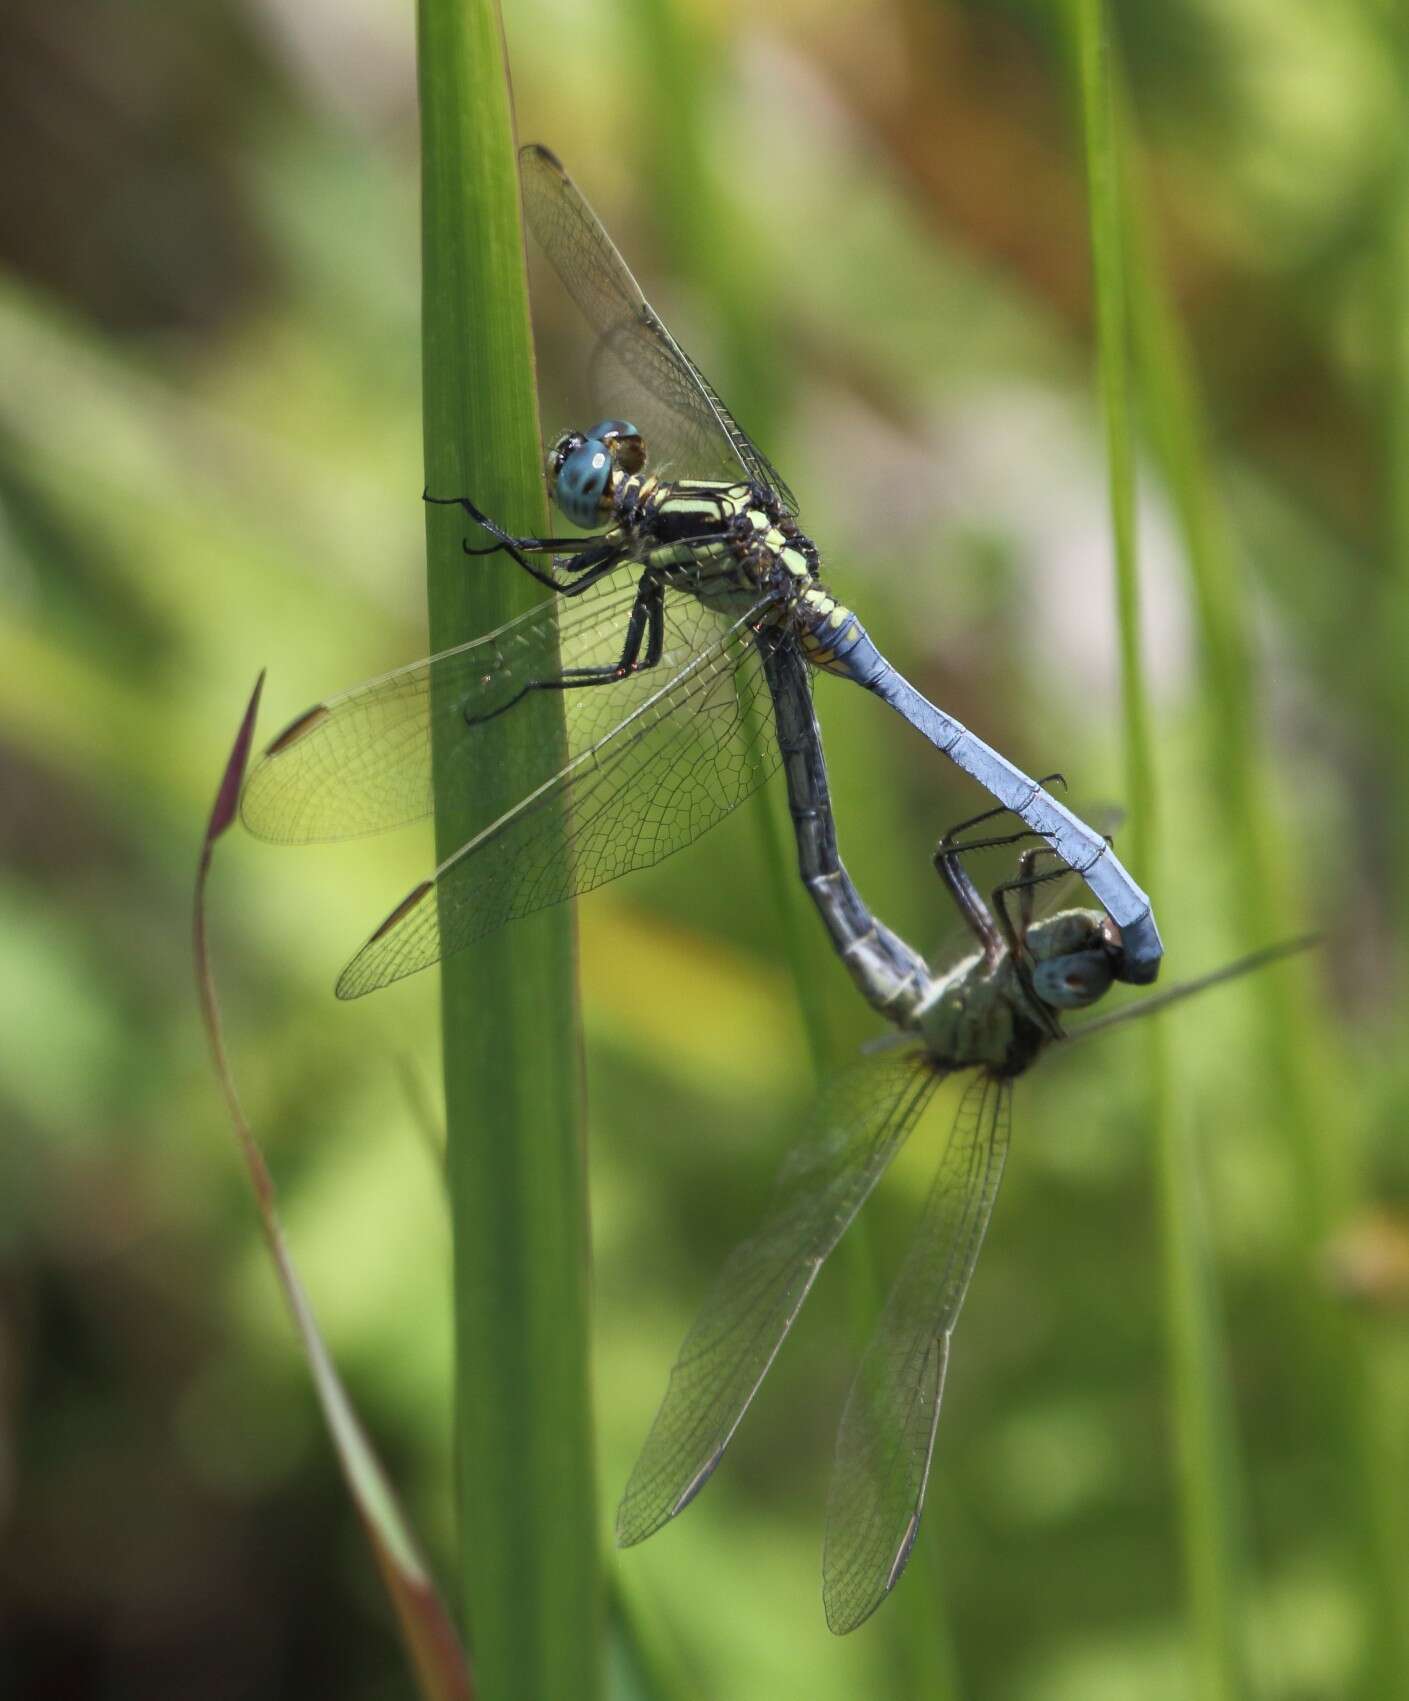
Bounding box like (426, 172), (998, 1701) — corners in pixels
(796, 592), (886, 685)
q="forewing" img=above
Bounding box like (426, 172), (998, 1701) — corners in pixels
(334, 614), (783, 997)
(823, 1072), (1013, 1634)
(241, 574), (704, 843)
(520, 144), (797, 511)
(616, 1048), (944, 1548)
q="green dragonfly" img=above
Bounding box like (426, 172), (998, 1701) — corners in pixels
(619, 657), (1307, 1632)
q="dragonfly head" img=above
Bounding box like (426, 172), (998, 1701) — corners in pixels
(546, 420), (646, 527)
(1025, 911), (1133, 1010)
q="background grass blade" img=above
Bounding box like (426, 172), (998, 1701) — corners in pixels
(196, 677), (474, 1701)
(1122, 75), (1409, 1701)
(616, 3), (957, 1682)
(1070, 6), (1250, 1696)
(417, 5), (599, 1696)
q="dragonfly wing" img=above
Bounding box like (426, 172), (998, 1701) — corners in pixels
(334, 611), (783, 997)
(240, 573), (717, 843)
(520, 144), (797, 512)
(823, 1071), (1013, 1635)
(616, 1048), (945, 1548)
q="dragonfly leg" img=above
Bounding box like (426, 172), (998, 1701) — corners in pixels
(927, 776), (1067, 855)
(991, 846), (1071, 954)
(932, 834), (1005, 968)
(461, 573), (666, 728)
(929, 782), (1067, 966)
(990, 847), (1076, 1035)
(424, 490), (616, 588)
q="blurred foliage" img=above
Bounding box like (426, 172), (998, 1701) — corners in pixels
(3, 0), (1408, 1697)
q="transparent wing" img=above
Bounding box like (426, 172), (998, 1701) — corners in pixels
(242, 572), (726, 844)
(616, 1048), (945, 1548)
(334, 616), (786, 998)
(822, 1072), (1012, 1634)
(521, 143), (798, 512)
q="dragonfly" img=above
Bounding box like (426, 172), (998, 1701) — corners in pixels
(615, 758), (1311, 1633)
(240, 143), (1162, 996)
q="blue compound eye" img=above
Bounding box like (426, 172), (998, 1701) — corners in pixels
(551, 434), (614, 527)
(1031, 950), (1115, 1010)
(586, 419), (646, 475)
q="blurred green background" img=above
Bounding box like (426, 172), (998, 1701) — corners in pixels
(4, 0), (1409, 1696)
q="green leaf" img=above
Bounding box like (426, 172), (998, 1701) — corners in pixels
(1070, 7), (1251, 1698)
(417, 5), (600, 1697)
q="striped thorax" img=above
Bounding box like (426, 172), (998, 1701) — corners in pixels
(547, 418), (861, 642)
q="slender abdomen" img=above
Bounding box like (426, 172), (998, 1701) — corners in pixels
(757, 634), (932, 1025)
(795, 590), (881, 682)
(791, 590), (1163, 981)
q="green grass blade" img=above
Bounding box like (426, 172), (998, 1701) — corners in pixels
(1381, 5), (1409, 960)
(1362, 10), (1409, 1686)
(1071, 6), (1250, 1696)
(615, 9), (954, 1677)
(1113, 30), (1409, 1693)
(417, 7), (599, 1697)
(1121, 158), (1335, 1230)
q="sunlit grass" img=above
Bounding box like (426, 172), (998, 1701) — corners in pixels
(417, 4), (598, 1696)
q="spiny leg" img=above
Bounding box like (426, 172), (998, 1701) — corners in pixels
(463, 572), (666, 728)
(992, 845), (1071, 960)
(424, 489), (604, 553)
(929, 779), (1066, 966)
(425, 489), (617, 589)
(986, 843), (1075, 1027)
(929, 774), (1068, 860)
(932, 825), (1033, 967)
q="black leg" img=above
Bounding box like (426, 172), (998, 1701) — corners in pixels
(463, 574), (667, 728)
(991, 846), (1070, 958)
(548, 545), (637, 596)
(983, 847), (1070, 1036)
(425, 490), (602, 553)
(465, 539), (633, 601)
(933, 835), (1008, 966)
(928, 773), (1072, 963)
(930, 773), (1067, 853)
(931, 777), (1071, 968)
(425, 490), (616, 589)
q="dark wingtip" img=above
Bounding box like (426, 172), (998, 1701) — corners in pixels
(523, 141), (564, 173)
(264, 701), (330, 757)
(370, 880), (435, 945)
(334, 881), (436, 1000)
(206, 671), (266, 845)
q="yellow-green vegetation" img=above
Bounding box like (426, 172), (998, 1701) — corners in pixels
(4, 3), (1407, 1698)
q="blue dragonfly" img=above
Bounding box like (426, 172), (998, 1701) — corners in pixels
(241, 144), (1162, 995)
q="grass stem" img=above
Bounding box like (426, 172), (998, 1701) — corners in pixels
(417, 5), (599, 1695)
(1072, 7), (1249, 1695)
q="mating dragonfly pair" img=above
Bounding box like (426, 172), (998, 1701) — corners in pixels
(241, 146), (1283, 1634)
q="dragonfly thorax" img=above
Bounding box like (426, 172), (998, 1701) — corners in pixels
(914, 950), (1036, 1073)
(913, 909), (1130, 1075)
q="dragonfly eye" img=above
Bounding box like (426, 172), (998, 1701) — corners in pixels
(546, 430), (586, 482)
(588, 418), (647, 475)
(550, 433), (616, 527)
(1031, 950), (1115, 1010)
